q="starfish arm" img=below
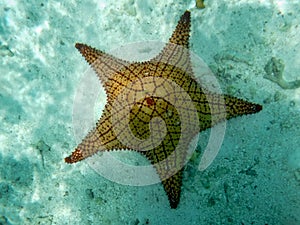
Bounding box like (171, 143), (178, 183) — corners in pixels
(150, 11), (194, 77)
(65, 107), (124, 163)
(192, 91), (262, 131)
(224, 95), (262, 119)
(162, 170), (183, 209)
(75, 43), (129, 86)
(142, 131), (192, 209)
(168, 10), (191, 48)
(144, 143), (187, 209)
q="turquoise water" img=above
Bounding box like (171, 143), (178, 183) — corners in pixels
(1, 0), (300, 224)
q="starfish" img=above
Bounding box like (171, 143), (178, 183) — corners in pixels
(65, 11), (262, 209)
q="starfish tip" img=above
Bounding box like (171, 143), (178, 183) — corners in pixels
(182, 10), (191, 23)
(65, 148), (83, 164)
(75, 43), (88, 53)
(255, 103), (263, 112)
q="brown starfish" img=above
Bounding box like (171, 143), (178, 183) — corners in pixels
(65, 11), (262, 209)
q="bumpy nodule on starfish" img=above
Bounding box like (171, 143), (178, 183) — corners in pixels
(65, 11), (262, 209)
